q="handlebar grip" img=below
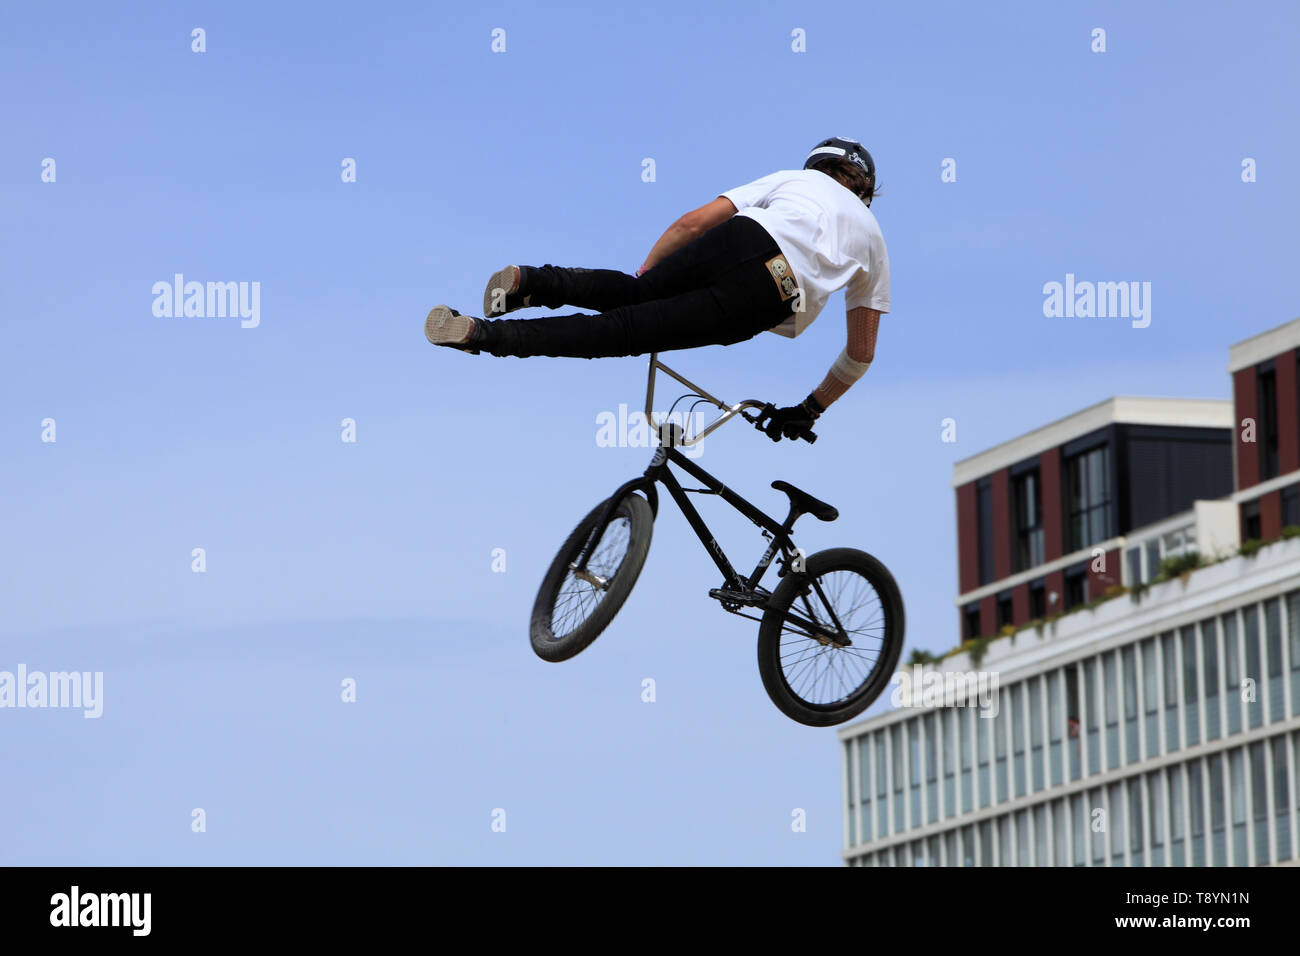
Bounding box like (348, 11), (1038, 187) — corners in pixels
(802, 429), (817, 444)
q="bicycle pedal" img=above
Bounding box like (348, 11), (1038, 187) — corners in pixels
(708, 587), (763, 606)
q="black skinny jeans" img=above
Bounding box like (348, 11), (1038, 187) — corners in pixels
(477, 215), (795, 358)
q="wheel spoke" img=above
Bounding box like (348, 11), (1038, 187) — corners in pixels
(548, 514), (633, 640)
(774, 566), (895, 708)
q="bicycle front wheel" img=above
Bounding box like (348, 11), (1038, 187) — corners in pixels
(757, 548), (904, 726)
(530, 494), (654, 662)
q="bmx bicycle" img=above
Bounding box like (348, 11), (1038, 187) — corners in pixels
(529, 353), (905, 727)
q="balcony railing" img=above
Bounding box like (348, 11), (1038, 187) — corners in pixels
(1119, 501), (1238, 588)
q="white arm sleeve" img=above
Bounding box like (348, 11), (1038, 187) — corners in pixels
(830, 348), (872, 386)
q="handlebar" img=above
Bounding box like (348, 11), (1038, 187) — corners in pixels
(644, 353), (817, 446)
(742, 405), (818, 444)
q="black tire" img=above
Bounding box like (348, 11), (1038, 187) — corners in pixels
(757, 547), (905, 727)
(530, 494), (654, 662)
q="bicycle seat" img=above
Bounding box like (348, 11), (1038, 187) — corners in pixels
(771, 480), (838, 522)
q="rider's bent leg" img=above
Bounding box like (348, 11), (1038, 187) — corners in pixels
(525, 215), (782, 312)
(477, 215), (794, 358)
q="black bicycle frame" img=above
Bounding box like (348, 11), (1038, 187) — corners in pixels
(573, 442), (803, 596)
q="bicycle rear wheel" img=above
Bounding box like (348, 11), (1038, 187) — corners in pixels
(530, 494), (654, 662)
(756, 548), (904, 726)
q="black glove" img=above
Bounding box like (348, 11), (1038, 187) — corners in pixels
(756, 398), (820, 443)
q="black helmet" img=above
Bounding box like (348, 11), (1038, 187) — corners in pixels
(804, 137), (875, 204)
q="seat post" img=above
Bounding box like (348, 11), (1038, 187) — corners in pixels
(780, 506), (804, 534)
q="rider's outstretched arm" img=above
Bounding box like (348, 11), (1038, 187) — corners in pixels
(810, 307), (881, 410)
(637, 197), (737, 275)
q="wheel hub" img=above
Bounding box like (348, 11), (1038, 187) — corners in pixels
(570, 565), (609, 590)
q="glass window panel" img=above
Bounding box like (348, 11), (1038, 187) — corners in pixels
(1084, 659), (1100, 774)
(1230, 749), (1247, 864)
(1029, 678), (1044, 792)
(1203, 619), (1220, 741)
(1244, 606), (1262, 729)
(942, 710), (956, 820)
(1129, 777), (1145, 866)
(1162, 632), (1181, 751)
(978, 703), (992, 809)
(1182, 626), (1200, 747)
(1090, 787), (1106, 864)
(1209, 754), (1226, 866)
(994, 692), (1008, 804)
(1170, 767), (1185, 866)
(1053, 799), (1068, 867)
(1224, 613), (1242, 735)
(1034, 804), (1047, 866)
(1273, 736), (1292, 862)
(1266, 598), (1284, 722)
(1288, 591), (1300, 718)
(1048, 670), (1063, 787)
(1148, 772), (1165, 867)
(959, 707), (973, 814)
(1072, 793), (1087, 866)
(924, 714), (938, 824)
(858, 738), (872, 844)
(1251, 742), (1269, 864)
(1189, 759), (1205, 866)
(1142, 638), (1160, 759)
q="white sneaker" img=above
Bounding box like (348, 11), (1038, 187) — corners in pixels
(424, 306), (480, 352)
(483, 265), (531, 316)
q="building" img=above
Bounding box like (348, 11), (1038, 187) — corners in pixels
(839, 317), (1300, 866)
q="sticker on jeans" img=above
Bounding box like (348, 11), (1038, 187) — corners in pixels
(764, 255), (799, 302)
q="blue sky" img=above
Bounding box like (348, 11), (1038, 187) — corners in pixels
(1, 1), (1297, 865)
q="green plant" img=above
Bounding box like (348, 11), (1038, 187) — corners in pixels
(1152, 550), (1202, 583)
(1283, 525), (1300, 540)
(907, 648), (940, 666)
(1239, 538), (1266, 558)
(963, 635), (993, 667)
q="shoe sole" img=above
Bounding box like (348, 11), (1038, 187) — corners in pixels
(425, 305), (475, 346)
(483, 265), (521, 316)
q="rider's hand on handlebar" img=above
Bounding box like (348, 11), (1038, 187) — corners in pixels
(755, 402), (818, 443)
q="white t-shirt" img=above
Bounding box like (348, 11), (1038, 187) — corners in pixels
(720, 168), (890, 337)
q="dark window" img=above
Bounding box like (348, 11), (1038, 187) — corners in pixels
(976, 477), (994, 585)
(1065, 565), (1089, 611)
(1029, 579), (1046, 619)
(1066, 445), (1112, 551)
(1258, 364), (1279, 481)
(964, 604), (981, 640)
(1012, 469), (1044, 572)
(1125, 427), (1233, 530)
(1242, 500), (1262, 541)
(1283, 486), (1300, 529)
(997, 591), (1014, 630)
